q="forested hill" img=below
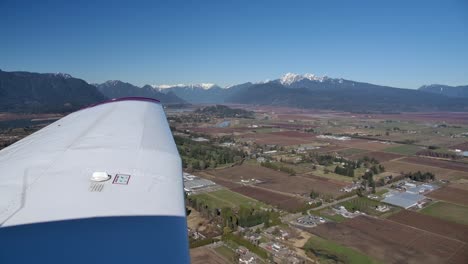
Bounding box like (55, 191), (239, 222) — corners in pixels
(195, 105), (254, 118)
(0, 70), (106, 113)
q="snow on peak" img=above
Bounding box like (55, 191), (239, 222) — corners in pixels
(280, 73), (328, 85)
(54, 72), (72, 79)
(151, 83), (217, 90)
(104, 80), (123, 86)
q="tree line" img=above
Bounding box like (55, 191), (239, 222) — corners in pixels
(175, 135), (245, 170)
(260, 161), (296, 175)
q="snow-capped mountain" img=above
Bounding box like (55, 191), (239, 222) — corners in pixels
(419, 84), (468, 98)
(151, 83), (219, 90)
(93, 73), (468, 112)
(279, 73), (329, 85)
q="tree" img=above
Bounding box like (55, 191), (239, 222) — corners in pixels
(310, 190), (320, 199)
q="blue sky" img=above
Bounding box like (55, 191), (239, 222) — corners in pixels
(1, 0), (467, 88)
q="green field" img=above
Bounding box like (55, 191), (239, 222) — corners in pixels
(383, 144), (421, 155)
(339, 197), (398, 216)
(420, 201), (468, 225)
(193, 189), (266, 209)
(313, 209), (347, 223)
(304, 235), (380, 264)
(214, 246), (236, 263)
(311, 165), (355, 183)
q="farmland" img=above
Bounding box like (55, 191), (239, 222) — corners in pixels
(192, 189), (266, 209)
(239, 131), (317, 146)
(231, 186), (306, 212)
(383, 144), (422, 155)
(420, 201), (468, 225)
(165, 105), (468, 263)
(202, 164), (346, 197)
(427, 186), (468, 206)
(190, 247), (231, 264)
(304, 234), (380, 264)
(401, 156), (468, 172)
(311, 215), (468, 264)
(388, 210), (468, 243)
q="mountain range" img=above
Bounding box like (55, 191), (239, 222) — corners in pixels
(1, 69), (467, 113)
(418, 84), (468, 98)
(154, 73), (468, 112)
(0, 70), (106, 112)
(95, 80), (185, 104)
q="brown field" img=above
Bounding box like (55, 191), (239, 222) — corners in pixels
(427, 186), (468, 206)
(190, 247), (228, 264)
(204, 164), (346, 197)
(267, 122), (317, 130)
(232, 186), (305, 211)
(382, 160), (468, 180)
(388, 210), (468, 243)
(343, 112), (468, 124)
(199, 169), (306, 211)
(312, 145), (348, 153)
(349, 151), (404, 162)
(240, 131), (317, 146)
(449, 180), (468, 191)
(451, 142), (468, 151)
(269, 131), (316, 138)
(189, 126), (252, 135)
(401, 156), (468, 172)
(332, 139), (393, 151)
(311, 215), (467, 264)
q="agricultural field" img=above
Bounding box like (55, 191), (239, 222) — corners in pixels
(192, 189), (266, 209)
(401, 156), (468, 172)
(190, 247), (230, 264)
(383, 144), (422, 155)
(204, 164), (346, 197)
(420, 201), (468, 225)
(388, 210), (468, 243)
(337, 147), (369, 157)
(311, 215), (468, 264)
(304, 234), (380, 264)
(333, 139), (392, 151)
(382, 160), (468, 181)
(231, 186), (306, 212)
(239, 130), (317, 146)
(213, 246), (236, 263)
(427, 186), (468, 206)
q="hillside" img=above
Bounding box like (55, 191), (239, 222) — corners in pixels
(0, 70), (106, 113)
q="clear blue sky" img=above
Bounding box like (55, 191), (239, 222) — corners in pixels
(1, 0), (467, 88)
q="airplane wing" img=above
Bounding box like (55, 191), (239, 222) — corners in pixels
(0, 97), (189, 263)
